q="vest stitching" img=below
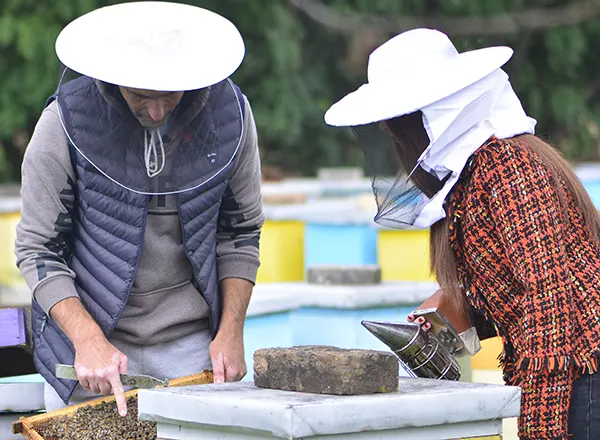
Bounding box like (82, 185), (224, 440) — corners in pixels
(33, 351), (71, 396)
(188, 225), (218, 257)
(76, 176), (147, 208)
(73, 217), (134, 267)
(72, 263), (125, 313)
(108, 201), (149, 334)
(76, 286), (116, 324)
(180, 202), (220, 233)
(72, 228), (132, 284)
(81, 205), (143, 248)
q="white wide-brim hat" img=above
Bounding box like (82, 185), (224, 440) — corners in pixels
(55, 1), (245, 92)
(324, 28), (513, 127)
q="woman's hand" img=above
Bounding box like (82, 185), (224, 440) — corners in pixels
(407, 314), (432, 331)
(407, 289), (471, 333)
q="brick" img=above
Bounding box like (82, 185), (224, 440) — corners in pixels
(307, 265), (381, 285)
(253, 345), (398, 395)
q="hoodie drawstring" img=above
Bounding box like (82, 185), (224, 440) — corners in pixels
(144, 128), (165, 178)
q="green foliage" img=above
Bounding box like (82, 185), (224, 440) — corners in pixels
(0, 0), (599, 182)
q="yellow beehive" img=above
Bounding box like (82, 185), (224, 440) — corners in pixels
(0, 201), (23, 287)
(464, 437), (501, 440)
(377, 228), (434, 281)
(471, 336), (504, 371)
(256, 220), (305, 283)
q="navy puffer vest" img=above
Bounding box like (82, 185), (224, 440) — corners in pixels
(31, 76), (244, 403)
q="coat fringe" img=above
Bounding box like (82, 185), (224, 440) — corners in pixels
(515, 353), (599, 376)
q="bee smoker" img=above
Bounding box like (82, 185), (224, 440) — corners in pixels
(362, 309), (463, 381)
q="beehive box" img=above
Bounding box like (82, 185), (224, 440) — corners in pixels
(377, 228), (434, 281)
(0, 199), (23, 287)
(256, 220), (305, 283)
(12, 370), (213, 440)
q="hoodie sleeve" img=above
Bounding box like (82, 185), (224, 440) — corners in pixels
(215, 95), (265, 283)
(14, 101), (80, 315)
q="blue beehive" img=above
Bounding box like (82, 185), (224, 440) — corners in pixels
(305, 223), (378, 267)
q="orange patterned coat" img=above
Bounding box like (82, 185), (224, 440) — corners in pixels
(446, 136), (600, 439)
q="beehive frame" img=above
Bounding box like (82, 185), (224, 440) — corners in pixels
(12, 370), (213, 439)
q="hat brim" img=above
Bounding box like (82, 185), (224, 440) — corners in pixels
(55, 2), (245, 91)
(324, 46), (513, 127)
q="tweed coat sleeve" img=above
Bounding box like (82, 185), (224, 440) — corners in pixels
(482, 145), (576, 439)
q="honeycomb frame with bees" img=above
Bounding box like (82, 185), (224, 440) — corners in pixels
(12, 370), (213, 440)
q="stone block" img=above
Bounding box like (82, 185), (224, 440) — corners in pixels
(253, 345), (398, 395)
(307, 265), (381, 285)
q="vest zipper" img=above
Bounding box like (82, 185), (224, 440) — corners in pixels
(41, 316), (48, 333)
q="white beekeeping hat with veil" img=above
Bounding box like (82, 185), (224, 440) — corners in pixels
(325, 28), (536, 229)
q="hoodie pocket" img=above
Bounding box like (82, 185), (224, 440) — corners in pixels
(115, 280), (210, 342)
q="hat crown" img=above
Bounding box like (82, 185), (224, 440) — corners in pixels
(55, 1), (245, 91)
(367, 29), (459, 84)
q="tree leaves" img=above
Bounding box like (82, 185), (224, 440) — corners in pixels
(0, 0), (598, 183)
(544, 27), (587, 77)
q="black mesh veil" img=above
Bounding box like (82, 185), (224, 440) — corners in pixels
(52, 66), (243, 195)
(351, 119), (449, 229)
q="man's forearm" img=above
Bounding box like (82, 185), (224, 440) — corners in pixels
(50, 298), (104, 349)
(218, 278), (253, 336)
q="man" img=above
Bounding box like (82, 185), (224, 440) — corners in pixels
(14, 2), (264, 417)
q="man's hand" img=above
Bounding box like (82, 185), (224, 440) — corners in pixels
(49, 297), (129, 416)
(212, 278), (253, 383)
(209, 332), (246, 383)
(73, 335), (129, 416)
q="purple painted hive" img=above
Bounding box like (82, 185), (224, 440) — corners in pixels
(0, 308), (27, 348)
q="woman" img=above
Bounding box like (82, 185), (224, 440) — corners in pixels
(324, 28), (600, 439)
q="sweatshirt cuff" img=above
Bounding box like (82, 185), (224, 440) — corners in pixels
(34, 275), (80, 315)
(217, 255), (260, 284)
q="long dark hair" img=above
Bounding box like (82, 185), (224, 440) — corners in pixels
(384, 112), (448, 199)
(385, 111), (600, 313)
